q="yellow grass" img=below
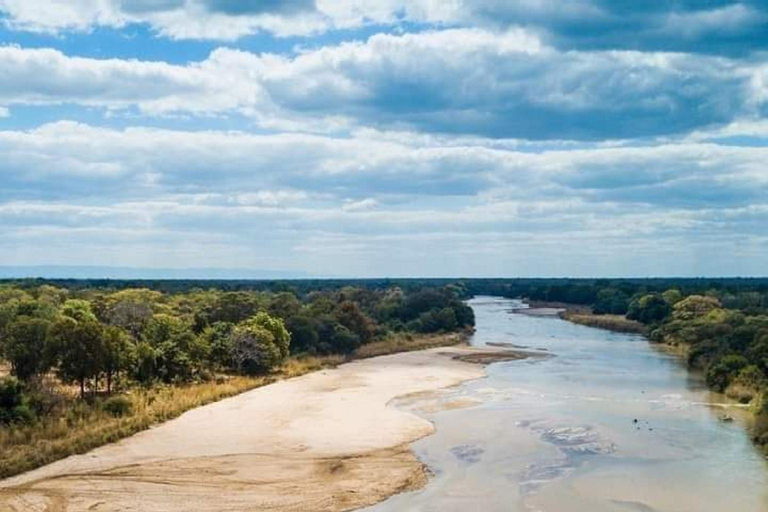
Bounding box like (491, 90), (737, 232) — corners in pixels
(353, 331), (468, 359)
(0, 332), (466, 480)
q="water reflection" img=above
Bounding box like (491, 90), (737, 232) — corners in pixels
(363, 296), (768, 512)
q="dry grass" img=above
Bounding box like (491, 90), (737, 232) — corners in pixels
(0, 376), (270, 479)
(0, 332), (466, 480)
(353, 331), (468, 359)
(562, 313), (648, 335)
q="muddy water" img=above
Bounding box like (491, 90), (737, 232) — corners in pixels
(363, 296), (768, 512)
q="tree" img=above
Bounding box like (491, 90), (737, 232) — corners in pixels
(49, 316), (104, 398)
(594, 288), (630, 315)
(108, 298), (153, 339)
(142, 314), (204, 382)
(133, 341), (157, 384)
(230, 312), (290, 374)
(202, 322), (235, 368)
(627, 293), (671, 324)
(0, 376), (35, 425)
(2, 316), (53, 381)
(335, 301), (375, 343)
(284, 315), (319, 354)
(101, 326), (135, 393)
(662, 289), (684, 306)
(706, 355), (748, 392)
(268, 292), (301, 321)
(60, 299), (97, 323)
(673, 295), (722, 321)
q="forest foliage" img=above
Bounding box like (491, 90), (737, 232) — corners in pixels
(0, 282), (474, 426)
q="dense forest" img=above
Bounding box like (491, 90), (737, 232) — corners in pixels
(0, 283), (473, 423)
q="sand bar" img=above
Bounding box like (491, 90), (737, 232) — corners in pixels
(0, 346), (512, 512)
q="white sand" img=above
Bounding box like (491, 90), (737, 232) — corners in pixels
(0, 347), (488, 512)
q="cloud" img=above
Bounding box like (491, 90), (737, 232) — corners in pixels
(0, 122), (766, 275)
(1, 0), (767, 56)
(0, 121), (765, 275)
(1, 29), (764, 140)
(200, 0), (315, 16)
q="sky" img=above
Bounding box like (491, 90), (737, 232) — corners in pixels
(0, 0), (767, 278)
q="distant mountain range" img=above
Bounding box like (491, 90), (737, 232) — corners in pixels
(0, 266), (312, 280)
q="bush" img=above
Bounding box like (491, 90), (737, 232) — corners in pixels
(627, 293), (671, 325)
(101, 395), (133, 417)
(0, 377), (36, 425)
(231, 312), (291, 374)
(706, 355), (749, 392)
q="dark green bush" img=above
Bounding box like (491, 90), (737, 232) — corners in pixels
(0, 376), (36, 425)
(101, 395), (133, 417)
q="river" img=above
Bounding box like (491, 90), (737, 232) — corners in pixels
(364, 296), (768, 512)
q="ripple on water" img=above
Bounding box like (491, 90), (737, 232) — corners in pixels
(519, 421), (616, 496)
(449, 444), (485, 464)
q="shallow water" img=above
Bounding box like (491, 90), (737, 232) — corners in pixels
(363, 296), (768, 512)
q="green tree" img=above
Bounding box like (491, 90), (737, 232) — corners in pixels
(285, 315), (319, 354)
(0, 376), (35, 425)
(2, 316), (53, 381)
(627, 293), (671, 324)
(706, 355), (749, 392)
(268, 292), (301, 320)
(142, 314), (205, 382)
(662, 289), (684, 306)
(60, 299), (98, 323)
(230, 312), (290, 374)
(202, 322), (235, 368)
(335, 301), (375, 343)
(594, 288), (630, 315)
(673, 295), (722, 321)
(49, 316), (104, 398)
(101, 326), (135, 393)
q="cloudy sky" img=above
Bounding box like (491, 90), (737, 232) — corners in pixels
(1, 1), (767, 278)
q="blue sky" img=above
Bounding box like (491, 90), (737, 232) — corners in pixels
(0, 0), (767, 277)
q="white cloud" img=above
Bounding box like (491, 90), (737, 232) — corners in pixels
(0, 120), (765, 275)
(0, 29), (762, 140)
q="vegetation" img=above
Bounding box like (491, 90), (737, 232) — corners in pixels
(562, 313), (647, 335)
(0, 281), (474, 478)
(2, 275), (768, 470)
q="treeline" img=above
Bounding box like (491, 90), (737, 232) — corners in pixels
(0, 283), (473, 424)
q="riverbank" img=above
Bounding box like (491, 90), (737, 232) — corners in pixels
(562, 312), (648, 335)
(516, 300), (647, 334)
(544, 303), (768, 454)
(0, 343), (532, 511)
(0, 332), (468, 480)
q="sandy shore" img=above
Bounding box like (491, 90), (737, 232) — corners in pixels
(0, 346), (512, 512)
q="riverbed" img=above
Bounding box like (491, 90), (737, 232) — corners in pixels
(364, 296), (768, 512)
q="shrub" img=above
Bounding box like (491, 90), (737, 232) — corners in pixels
(101, 395), (133, 417)
(231, 312), (291, 374)
(706, 355), (749, 392)
(627, 293), (671, 325)
(0, 376), (36, 425)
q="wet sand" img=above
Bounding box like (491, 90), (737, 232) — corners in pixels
(0, 346), (522, 512)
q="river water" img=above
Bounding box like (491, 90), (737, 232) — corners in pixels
(364, 296), (768, 512)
